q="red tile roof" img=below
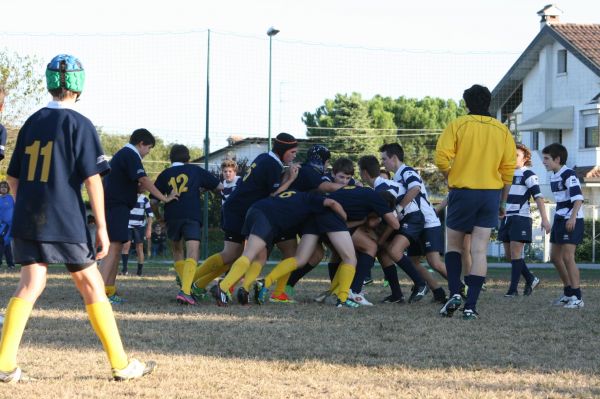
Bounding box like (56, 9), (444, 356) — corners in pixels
(552, 24), (600, 71)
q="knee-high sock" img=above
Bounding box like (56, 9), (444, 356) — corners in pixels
(335, 263), (356, 302)
(220, 256), (250, 292)
(329, 266), (341, 292)
(195, 264), (229, 289)
(193, 253), (224, 282)
(174, 259), (186, 280)
(464, 274), (485, 311)
(287, 262), (318, 287)
(265, 258), (298, 288)
(242, 261), (264, 291)
(0, 297), (34, 372)
(382, 265), (403, 298)
(328, 262), (340, 281)
(121, 254), (129, 273)
(272, 273), (291, 296)
(350, 252), (375, 294)
(508, 258), (524, 293)
(86, 301), (128, 370)
(445, 251), (462, 296)
(181, 258), (197, 295)
(520, 260), (535, 285)
(105, 285), (117, 297)
(396, 256), (426, 287)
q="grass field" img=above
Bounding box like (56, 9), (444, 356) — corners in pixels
(1, 264), (599, 398)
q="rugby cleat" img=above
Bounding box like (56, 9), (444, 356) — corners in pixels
(236, 287), (250, 305)
(314, 290), (331, 303)
(408, 285), (429, 303)
(523, 276), (540, 296)
(108, 294), (126, 305)
(212, 284), (231, 307)
(0, 367), (34, 383)
(381, 295), (404, 304)
(336, 298), (360, 308)
(112, 359), (156, 381)
(363, 278), (374, 286)
(269, 292), (296, 303)
(439, 294), (462, 317)
(254, 280), (270, 305)
(504, 291), (518, 298)
(348, 290), (373, 306)
(462, 308), (479, 320)
(190, 283), (207, 301)
(176, 291), (196, 305)
(563, 297), (584, 309)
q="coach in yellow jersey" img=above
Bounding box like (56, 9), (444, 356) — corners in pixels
(435, 84), (516, 320)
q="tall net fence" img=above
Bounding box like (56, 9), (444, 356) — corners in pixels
(1, 29), (597, 261)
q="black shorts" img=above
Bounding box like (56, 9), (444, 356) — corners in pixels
(390, 211), (424, 244)
(128, 225), (146, 244)
(498, 216), (532, 243)
(273, 229), (298, 244)
(316, 212), (348, 234)
(446, 188), (501, 232)
(223, 230), (245, 244)
(408, 225), (444, 256)
(242, 208), (278, 246)
(106, 205), (130, 243)
(13, 237), (95, 272)
(550, 217), (584, 245)
(167, 219), (202, 242)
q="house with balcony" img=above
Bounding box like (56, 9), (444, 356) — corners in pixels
(491, 4), (600, 204)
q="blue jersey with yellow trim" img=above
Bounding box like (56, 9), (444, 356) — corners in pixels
(154, 163), (220, 223)
(290, 164), (323, 192)
(7, 104), (110, 243)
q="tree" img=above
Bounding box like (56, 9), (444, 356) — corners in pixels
(0, 49), (46, 126)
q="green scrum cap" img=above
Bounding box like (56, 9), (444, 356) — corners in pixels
(45, 54), (85, 93)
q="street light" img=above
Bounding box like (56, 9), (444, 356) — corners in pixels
(267, 26), (280, 151)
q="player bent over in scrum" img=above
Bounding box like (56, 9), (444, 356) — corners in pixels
(213, 190), (346, 306)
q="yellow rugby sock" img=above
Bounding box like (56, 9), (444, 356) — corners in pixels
(195, 264), (230, 289)
(273, 273), (291, 297)
(242, 261), (264, 291)
(336, 263), (356, 302)
(0, 297), (34, 372)
(86, 301), (128, 370)
(219, 256), (250, 292)
(329, 268), (340, 292)
(265, 258), (298, 289)
(181, 258), (197, 295)
(193, 253), (224, 282)
(174, 260), (186, 279)
(105, 285), (116, 297)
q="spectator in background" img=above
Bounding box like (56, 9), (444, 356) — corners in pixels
(0, 181), (15, 270)
(151, 222), (167, 258)
(220, 159), (240, 204)
(121, 188), (154, 276)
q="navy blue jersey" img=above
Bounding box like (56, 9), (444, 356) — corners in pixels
(223, 152), (283, 217)
(327, 186), (392, 221)
(104, 144), (147, 209)
(0, 123), (7, 160)
(251, 190), (328, 231)
(154, 163), (220, 223)
(7, 103), (110, 242)
(290, 164), (324, 192)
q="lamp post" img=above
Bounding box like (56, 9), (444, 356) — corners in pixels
(267, 26), (280, 151)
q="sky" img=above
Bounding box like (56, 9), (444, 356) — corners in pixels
(2, 0), (600, 150)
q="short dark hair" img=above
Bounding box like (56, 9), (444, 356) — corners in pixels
(358, 155), (381, 178)
(542, 143), (568, 165)
(463, 84), (491, 115)
(48, 87), (79, 101)
(129, 128), (156, 147)
(170, 144), (190, 163)
(379, 143), (404, 162)
(332, 158), (354, 175)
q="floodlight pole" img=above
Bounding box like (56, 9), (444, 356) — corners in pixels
(267, 27), (279, 151)
(202, 29), (211, 260)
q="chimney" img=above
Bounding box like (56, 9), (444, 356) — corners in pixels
(537, 4), (563, 29)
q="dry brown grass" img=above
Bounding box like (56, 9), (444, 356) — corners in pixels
(1, 265), (599, 398)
